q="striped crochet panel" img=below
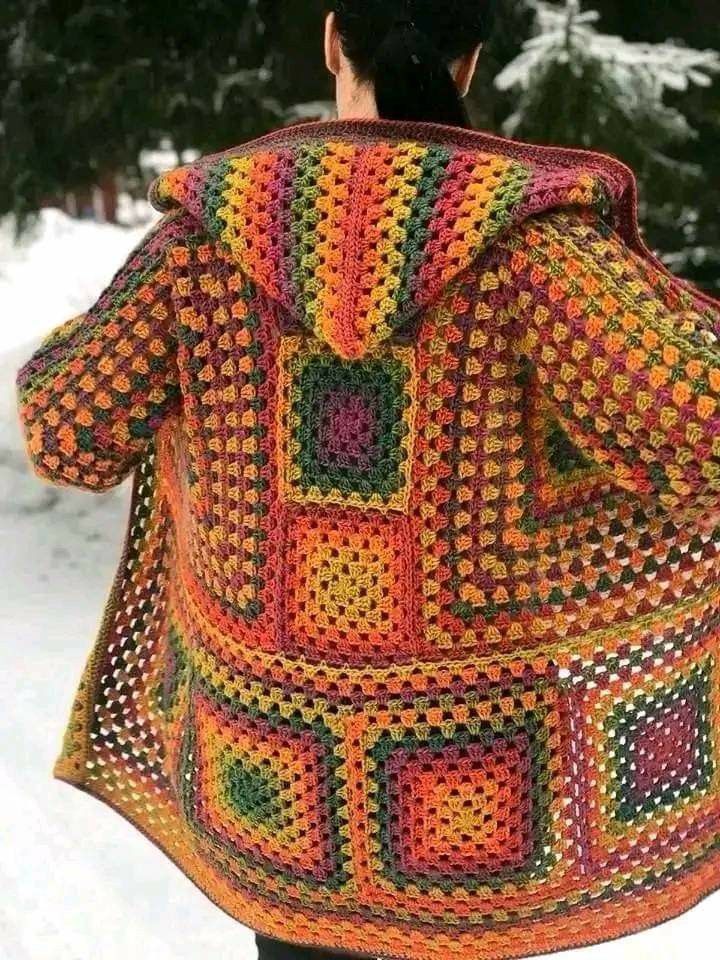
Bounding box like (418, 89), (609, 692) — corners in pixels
(152, 138), (613, 359)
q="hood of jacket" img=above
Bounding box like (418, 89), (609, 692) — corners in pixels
(149, 117), (638, 360)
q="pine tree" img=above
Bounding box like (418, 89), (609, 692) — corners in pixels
(3, 0), (719, 290)
(495, 0), (720, 282)
(0, 1), (282, 223)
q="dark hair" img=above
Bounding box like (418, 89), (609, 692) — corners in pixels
(331, 2), (493, 127)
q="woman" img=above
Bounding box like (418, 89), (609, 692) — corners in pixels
(16, 3), (720, 960)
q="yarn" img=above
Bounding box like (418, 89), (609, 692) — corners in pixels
(16, 118), (720, 960)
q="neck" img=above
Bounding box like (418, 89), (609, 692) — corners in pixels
(336, 82), (379, 120)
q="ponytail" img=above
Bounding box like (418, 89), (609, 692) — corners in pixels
(332, 2), (491, 129)
(372, 21), (470, 127)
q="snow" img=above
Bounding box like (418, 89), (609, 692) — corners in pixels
(0, 210), (152, 352)
(495, 0), (720, 136)
(139, 141), (201, 179)
(286, 99), (337, 121)
(0, 209), (253, 960)
(0, 210), (717, 959)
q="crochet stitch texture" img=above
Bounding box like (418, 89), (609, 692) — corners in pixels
(16, 118), (720, 960)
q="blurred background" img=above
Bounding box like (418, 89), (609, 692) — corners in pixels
(3, 0), (720, 284)
(1, 2), (718, 958)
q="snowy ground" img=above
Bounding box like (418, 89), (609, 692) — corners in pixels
(0, 211), (716, 960)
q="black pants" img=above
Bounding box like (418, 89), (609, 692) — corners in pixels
(256, 932), (370, 960)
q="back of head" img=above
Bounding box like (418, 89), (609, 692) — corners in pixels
(331, 1), (494, 127)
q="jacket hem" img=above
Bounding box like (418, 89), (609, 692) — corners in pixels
(52, 762), (720, 960)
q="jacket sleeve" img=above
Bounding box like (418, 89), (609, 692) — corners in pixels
(15, 214), (185, 492)
(505, 209), (720, 517)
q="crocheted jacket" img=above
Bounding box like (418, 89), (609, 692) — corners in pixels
(16, 118), (720, 960)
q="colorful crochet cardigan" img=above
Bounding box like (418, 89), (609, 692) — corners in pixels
(16, 118), (720, 960)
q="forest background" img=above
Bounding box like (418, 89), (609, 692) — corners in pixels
(2, 0), (720, 289)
